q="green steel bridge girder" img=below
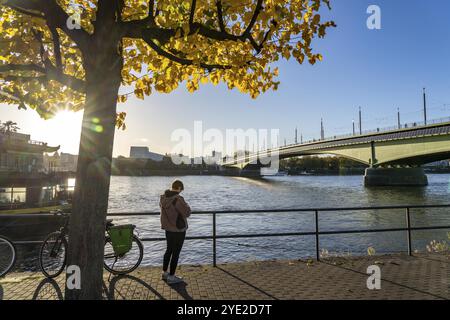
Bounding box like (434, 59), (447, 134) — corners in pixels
(304, 134), (450, 167)
(226, 125), (450, 169)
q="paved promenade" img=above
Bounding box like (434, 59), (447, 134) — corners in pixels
(1, 253), (448, 300)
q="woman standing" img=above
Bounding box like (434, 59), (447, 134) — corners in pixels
(159, 180), (191, 284)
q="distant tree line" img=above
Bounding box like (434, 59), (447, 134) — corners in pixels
(280, 156), (367, 174)
(112, 156), (222, 176)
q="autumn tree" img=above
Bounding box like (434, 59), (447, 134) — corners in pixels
(0, 120), (19, 133)
(0, 0), (335, 299)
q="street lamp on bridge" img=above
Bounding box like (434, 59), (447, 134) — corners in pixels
(359, 106), (362, 135)
(423, 88), (427, 125)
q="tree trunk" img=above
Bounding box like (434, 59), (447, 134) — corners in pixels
(65, 49), (122, 299)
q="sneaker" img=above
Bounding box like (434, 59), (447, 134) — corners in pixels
(166, 274), (183, 284)
(162, 271), (169, 280)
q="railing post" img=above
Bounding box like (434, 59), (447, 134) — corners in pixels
(213, 212), (217, 267)
(315, 210), (320, 261)
(405, 207), (412, 256)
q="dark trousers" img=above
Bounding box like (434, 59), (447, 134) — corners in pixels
(163, 230), (186, 275)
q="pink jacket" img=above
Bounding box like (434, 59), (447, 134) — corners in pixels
(160, 190), (191, 232)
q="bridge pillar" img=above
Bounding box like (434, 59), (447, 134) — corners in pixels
(239, 164), (263, 177)
(364, 167), (428, 187)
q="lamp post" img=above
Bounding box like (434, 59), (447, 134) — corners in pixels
(423, 88), (427, 125)
(359, 106), (362, 134)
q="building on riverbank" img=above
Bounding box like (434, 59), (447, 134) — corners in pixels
(44, 152), (78, 173)
(0, 131), (61, 208)
(0, 131), (59, 174)
(129, 146), (164, 161)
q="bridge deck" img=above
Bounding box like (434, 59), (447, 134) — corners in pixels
(225, 120), (450, 167)
(291, 122), (450, 151)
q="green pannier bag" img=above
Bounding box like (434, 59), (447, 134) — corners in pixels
(108, 224), (135, 256)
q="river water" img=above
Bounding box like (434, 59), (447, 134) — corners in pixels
(106, 174), (450, 267)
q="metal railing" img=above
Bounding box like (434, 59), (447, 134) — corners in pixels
(291, 116), (450, 146)
(2, 204), (450, 267)
(106, 204), (450, 266)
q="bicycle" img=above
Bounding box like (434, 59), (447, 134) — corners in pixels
(39, 210), (144, 278)
(0, 236), (16, 278)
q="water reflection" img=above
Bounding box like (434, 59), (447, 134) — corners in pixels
(14, 174), (450, 269)
(364, 185), (428, 206)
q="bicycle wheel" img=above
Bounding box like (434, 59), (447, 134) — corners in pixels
(39, 232), (67, 278)
(103, 235), (143, 275)
(0, 237), (16, 277)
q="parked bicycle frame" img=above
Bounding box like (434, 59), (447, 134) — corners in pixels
(39, 211), (144, 278)
(0, 236), (16, 278)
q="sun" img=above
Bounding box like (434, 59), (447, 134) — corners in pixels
(39, 110), (84, 155)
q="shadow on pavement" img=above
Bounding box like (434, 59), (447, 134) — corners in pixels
(107, 275), (166, 300)
(0, 285), (3, 300)
(32, 278), (64, 300)
(168, 281), (193, 300)
(216, 266), (278, 300)
(321, 259), (448, 300)
(415, 253), (450, 264)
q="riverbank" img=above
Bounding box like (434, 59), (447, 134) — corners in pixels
(1, 253), (448, 300)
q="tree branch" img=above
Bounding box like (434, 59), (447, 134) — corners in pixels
(116, 0), (125, 22)
(4, 75), (47, 83)
(0, 63), (86, 93)
(45, 65), (86, 92)
(123, 0), (270, 55)
(0, 64), (45, 73)
(142, 36), (231, 71)
(149, 0), (155, 18)
(3, 3), (45, 18)
(8, 0), (91, 50)
(189, 0), (196, 26)
(216, 1), (226, 32)
(243, 0), (263, 37)
(47, 24), (63, 70)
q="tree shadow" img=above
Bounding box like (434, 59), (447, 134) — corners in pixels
(415, 253), (450, 264)
(0, 285), (4, 300)
(167, 281), (193, 300)
(321, 259), (448, 300)
(216, 267), (278, 300)
(32, 278), (64, 300)
(107, 275), (166, 300)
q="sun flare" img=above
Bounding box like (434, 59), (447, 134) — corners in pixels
(36, 110), (83, 155)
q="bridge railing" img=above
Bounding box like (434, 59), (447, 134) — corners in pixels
(281, 116), (450, 148)
(5, 204), (449, 267)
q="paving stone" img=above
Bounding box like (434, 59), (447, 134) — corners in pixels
(0, 253), (448, 300)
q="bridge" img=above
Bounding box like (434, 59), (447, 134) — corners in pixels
(223, 117), (450, 186)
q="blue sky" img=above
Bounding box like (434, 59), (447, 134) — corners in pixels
(1, 0), (450, 157)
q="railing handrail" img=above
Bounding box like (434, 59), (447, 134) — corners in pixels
(1, 203), (450, 217)
(107, 203), (450, 216)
